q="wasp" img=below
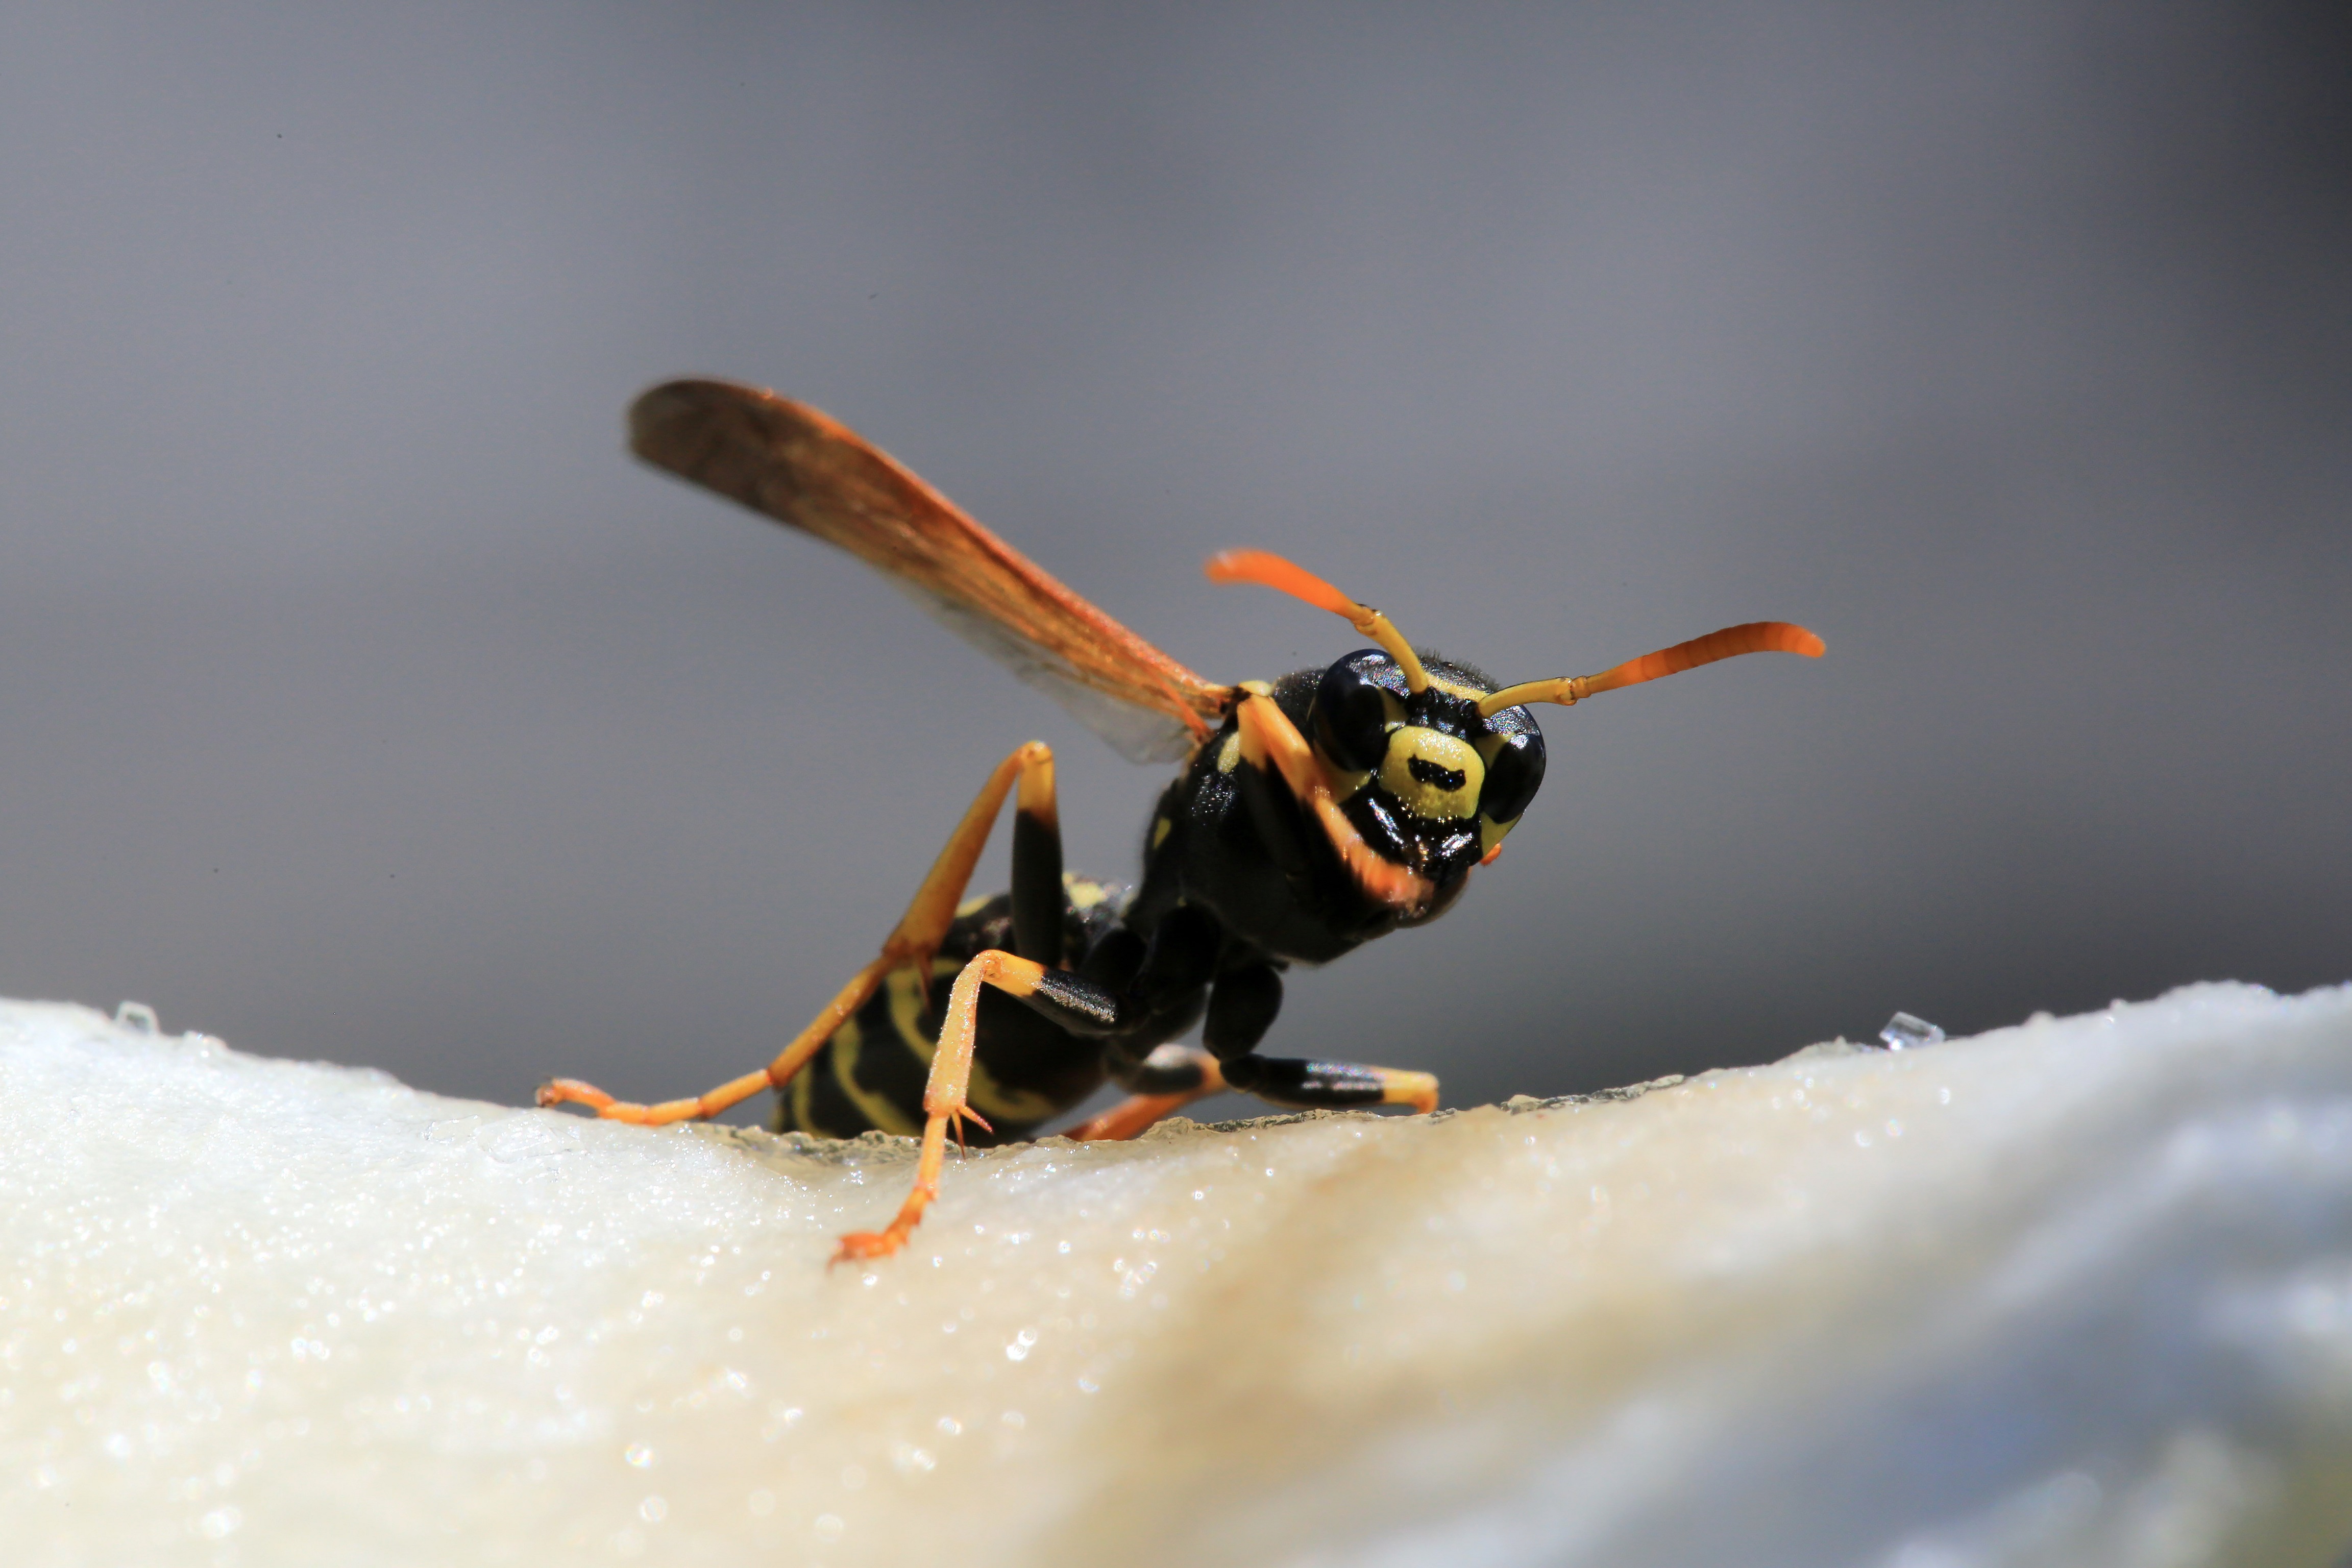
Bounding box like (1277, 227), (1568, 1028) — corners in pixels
(538, 380), (1825, 1263)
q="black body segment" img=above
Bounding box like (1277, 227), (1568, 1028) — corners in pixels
(769, 649), (1518, 1148)
(1009, 808), (1065, 966)
(1203, 966), (1282, 1060)
(1218, 1056), (1393, 1108)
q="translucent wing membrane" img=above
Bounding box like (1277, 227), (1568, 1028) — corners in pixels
(629, 379), (1234, 763)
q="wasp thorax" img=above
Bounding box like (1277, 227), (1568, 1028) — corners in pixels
(1379, 727), (1484, 821)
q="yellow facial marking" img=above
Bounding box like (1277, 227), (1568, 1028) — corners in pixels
(1378, 727), (1484, 821)
(1150, 816), (1173, 849)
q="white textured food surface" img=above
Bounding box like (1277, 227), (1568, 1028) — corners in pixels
(4, 987), (2351, 1567)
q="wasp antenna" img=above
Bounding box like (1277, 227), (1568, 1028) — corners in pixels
(1477, 621), (1825, 717)
(1206, 549), (1431, 694)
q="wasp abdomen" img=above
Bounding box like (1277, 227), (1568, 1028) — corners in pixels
(775, 884), (1125, 1145)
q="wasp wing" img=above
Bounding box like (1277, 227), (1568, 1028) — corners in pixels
(629, 379), (1233, 764)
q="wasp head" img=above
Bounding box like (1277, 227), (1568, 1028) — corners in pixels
(1207, 547), (1821, 925)
(1306, 649), (1546, 916)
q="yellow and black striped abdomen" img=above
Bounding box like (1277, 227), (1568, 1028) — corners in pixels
(776, 877), (1127, 1145)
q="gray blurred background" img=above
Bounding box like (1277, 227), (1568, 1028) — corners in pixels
(2, 1), (2345, 1125)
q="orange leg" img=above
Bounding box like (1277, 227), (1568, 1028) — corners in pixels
(537, 742), (1057, 1126)
(1234, 694), (1432, 914)
(1068, 1056), (1437, 1141)
(832, 949), (1049, 1264)
(1065, 1050), (1228, 1141)
(1371, 1068), (1440, 1114)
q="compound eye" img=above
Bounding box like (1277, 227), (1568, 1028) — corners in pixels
(1480, 726), (1547, 824)
(1312, 656), (1391, 773)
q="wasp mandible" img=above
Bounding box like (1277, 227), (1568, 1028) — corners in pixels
(538, 381), (1825, 1263)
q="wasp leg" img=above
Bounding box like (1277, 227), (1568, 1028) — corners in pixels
(1234, 692), (1431, 913)
(834, 948), (1118, 1262)
(538, 742), (1059, 1126)
(1204, 964), (1283, 1057)
(1065, 1046), (1228, 1141)
(1218, 1054), (1439, 1114)
(1007, 740), (1064, 967)
(1198, 962), (1438, 1112)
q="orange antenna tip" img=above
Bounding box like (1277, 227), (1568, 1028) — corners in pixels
(1207, 548), (1432, 694)
(1204, 549), (1357, 617)
(1477, 620), (1825, 717)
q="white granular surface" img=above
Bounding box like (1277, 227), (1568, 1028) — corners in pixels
(4, 984), (2351, 1566)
